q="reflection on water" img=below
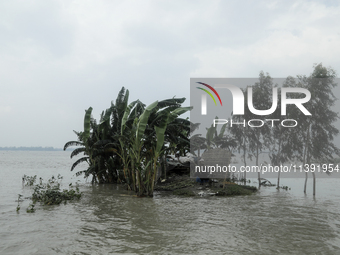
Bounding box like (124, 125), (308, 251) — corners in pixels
(1, 151), (340, 254)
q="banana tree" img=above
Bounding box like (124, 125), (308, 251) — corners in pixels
(64, 107), (94, 179)
(119, 99), (191, 196)
(118, 100), (158, 195)
(64, 87), (192, 193)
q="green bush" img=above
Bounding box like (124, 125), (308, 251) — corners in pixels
(31, 176), (81, 205)
(17, 174), (82, 212)
(22, 175), (37, 186)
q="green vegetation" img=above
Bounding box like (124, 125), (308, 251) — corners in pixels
(16, 194), (23, 212)
(26, 203), (35, 213)
(216, 185), (257, 196)
(154, 174), (257, 197)
(223, 64), (340, 195)
(32, 175), (81, 205)
(64, 64), (339, 197)
(155, 177), (196, 191)
(18, 175), (82, 213)
(22, 174), (37, 186)
(277, 185), (290, 190)
(64, 87), (191, 196)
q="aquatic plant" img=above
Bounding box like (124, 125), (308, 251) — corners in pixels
(22, 175), (37, 186)
(18, 175), (82, 212)
(16, 194), (23, 212)
(277, 185), (290, 190)
(31, 176), (81, 205)
(26, 203), (35, 213)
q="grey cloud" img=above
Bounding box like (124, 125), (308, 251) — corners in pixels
(0, 0), (339, 147)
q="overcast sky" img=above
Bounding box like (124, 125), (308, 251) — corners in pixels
(1, 0), (340, 148)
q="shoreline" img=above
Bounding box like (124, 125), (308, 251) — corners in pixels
(154, 174), (257, 197)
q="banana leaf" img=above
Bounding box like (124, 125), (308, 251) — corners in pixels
(121, 100), (139, 135)
(168, 106), (192, 123)
(63, 141), (84, 151)
(153, 108), (172, 154)
(71, 157), (89, 171)
(70, 147), (86, 158)
(157, 97), (186, 109)
(136, 101), (158, 143)
(99, 108), (112, 127)
(83, 107), (93, 141)
(219, 123), (227, 138)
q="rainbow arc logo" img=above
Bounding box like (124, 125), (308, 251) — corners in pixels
(196, 82), (223, 106)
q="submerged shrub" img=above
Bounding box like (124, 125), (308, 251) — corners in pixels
(26, 203), (35, 213)
(18, 174), (82, 212)
(22, 175), (37, 186)
(32, 185), (81, 205)
(16, 194), (23, 212)
(31, 176), (81, 206)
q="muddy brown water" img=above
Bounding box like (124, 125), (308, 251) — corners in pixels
(1, 151), (340, 254)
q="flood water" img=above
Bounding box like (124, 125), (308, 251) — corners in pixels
(1, 151), (340, 254)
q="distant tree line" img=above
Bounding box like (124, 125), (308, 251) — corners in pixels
(0, 146), (65, 151)
(192, 63), (340, 196)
